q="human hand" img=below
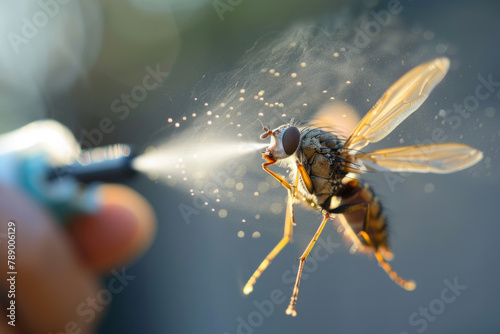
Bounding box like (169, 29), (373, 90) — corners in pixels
(0, 183), (156, 334)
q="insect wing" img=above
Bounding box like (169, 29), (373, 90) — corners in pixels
(354, 143), (483, 174)
(344, 57), (450, 151)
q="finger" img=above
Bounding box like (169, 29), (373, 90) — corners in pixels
(0, 319), (16, 334)
(0, 185), (101, 334)
(68, 184), (156, 272)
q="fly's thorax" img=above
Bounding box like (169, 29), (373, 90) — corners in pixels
(292, 128), (347, 209)
(297, 128), (343, 162)
(296, 129), (345, 179)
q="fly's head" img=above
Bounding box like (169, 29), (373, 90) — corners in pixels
(260, 125), (301, 160)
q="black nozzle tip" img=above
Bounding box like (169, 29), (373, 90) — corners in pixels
(49, 144), (138, 184)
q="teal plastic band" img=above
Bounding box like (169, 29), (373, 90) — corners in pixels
(20, 153), (100, 223)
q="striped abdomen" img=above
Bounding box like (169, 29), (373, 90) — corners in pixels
(329, 178), (393, 261)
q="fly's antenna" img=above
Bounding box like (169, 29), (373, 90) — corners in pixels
(255, 117), (266, 130)
(248, 116), (269, 132)
(253, 117), (273, 139)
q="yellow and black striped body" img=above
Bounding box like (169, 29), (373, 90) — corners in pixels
(335, 178), (393, 260)
(292, 128), (392, 259)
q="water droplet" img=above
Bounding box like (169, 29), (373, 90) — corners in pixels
(423, 30), (435, 40)
(219, 209), (228, 218)
(237, 231), (245, 238)
(252, 231), (261, 239)
(258, 182), (270, 193)
(424, 183), (435, 193)
(485, 107), (495, 118)
(270, 202), (283, 214)
(436, 43), (448, 54)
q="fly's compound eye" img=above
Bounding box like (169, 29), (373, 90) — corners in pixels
(281, 126), (300, 156)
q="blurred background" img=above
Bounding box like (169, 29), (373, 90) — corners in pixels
(1, 0), (499, 333)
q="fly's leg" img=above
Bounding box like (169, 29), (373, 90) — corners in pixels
(286, 212), (330, 317)
(296, 163), (313, 194)
(243, 156), (297, 295)
(262, 155), (292, 191)
(358, 230), (416, 291)
(331, 202), (416, 291)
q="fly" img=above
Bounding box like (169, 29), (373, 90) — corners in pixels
(242, 57), (483, 316)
